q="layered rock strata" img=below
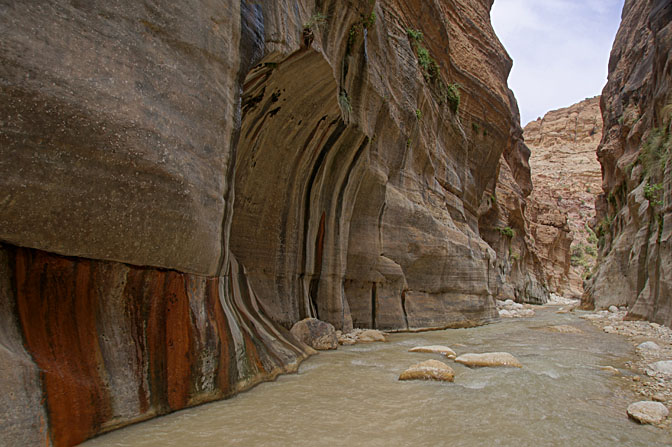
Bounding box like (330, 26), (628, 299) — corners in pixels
(478, 96), (550, 304)
(0, 0), (525, 444)
(583, 0), (672, 327)
(523, 97), (603, 297)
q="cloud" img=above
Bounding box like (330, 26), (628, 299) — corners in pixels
(491, 0), (624, 124)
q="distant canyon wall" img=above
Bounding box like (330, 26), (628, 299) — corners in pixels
(0, 0), (524, 444)
(583, 0), (672, 326)
(524, 97), (603, 298)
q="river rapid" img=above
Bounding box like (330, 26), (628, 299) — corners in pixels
(81, 307), (671, 446)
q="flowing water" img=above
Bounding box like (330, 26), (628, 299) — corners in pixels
(82, 307), (671, 446)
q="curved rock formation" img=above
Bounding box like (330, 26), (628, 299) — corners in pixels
(524, 97), (603, 297)
(583, 0), (672, 326)
(477, 94), (550, 304)
(0, 0), (526, 444)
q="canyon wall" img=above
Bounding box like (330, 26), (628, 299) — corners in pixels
(583, 0), (672, 326)
(477, 96), (550, 304)
(524, 97), (603, 298)
(0, 0), (523, 444)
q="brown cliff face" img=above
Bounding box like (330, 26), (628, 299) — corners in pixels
(478, 93), (550, 304)
(583, 0), (672, 326)
(0, 1), (522, 444)
(524, 97), (603, 298)
(230, 0), (516, 332)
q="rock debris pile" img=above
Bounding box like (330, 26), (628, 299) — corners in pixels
(581, 309), (672, 427)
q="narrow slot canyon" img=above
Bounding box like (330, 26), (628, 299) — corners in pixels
(0, 0), (671, 445)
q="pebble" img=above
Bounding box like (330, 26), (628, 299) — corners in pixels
(609, 306), (619, 313)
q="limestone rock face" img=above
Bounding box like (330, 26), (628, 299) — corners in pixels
(290, 318), (339, 350)
(583, 0), (672, 326)
(455, 352), (523, 368)
(524, 97), (603, 298)
(627, 401), (669, 425)
(398, 359), (455, 382)
(0, 0), (525, 444)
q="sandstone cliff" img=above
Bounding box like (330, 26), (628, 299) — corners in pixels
(0, 1), (523, 444)
(583, 0), (672, 326)
(477, 94), (550, 304)
(524, 97), (603, 298)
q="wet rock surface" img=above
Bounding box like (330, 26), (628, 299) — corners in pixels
(398, 359), (455, 382)
(627, 401), (669, 425)
(454, 352), (523, 368)
(290, 318), (339, 351)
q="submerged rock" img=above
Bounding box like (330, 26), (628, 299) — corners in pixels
(290, 318), (338, 351)
(627, 401), (669, 425)
(455, 352), (523, 368)
(409, 346), (457, 359)
(542, 325), (584, 334)
(399, 360), (455, 382)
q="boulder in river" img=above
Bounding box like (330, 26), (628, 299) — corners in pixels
(357, 329), (387, 343)
(455, 352), (522, 368)
(627, 401), (669, 425)
(648, 360), (672, 375)
(637, 341), (661, 352)
(290, 318), (338, 350)
(399, 360), (455, 382)
(409, 345), (457, 359)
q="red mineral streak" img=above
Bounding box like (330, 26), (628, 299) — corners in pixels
(15, 248), (111, 447)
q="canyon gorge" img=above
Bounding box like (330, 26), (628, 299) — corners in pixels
(0, 0), (670, 445)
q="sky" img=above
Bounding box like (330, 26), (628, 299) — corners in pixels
(490, 0), (625, 126)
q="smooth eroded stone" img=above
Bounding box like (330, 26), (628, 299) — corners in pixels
(455, 352), (523, 368)
(289, 318), (338, 351)
(609, 306), (619, 313)
(637, 341), (661, 352)
(627, 401), (669, 425)
(648, 361), (672, 375)
(398, 360), (455, 382)
(357, 330), (387, 343)
(409, 346), (457, 359)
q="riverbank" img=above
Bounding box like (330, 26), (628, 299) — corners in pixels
(580, 309), (672, 429)
(82, 304), (670, 446)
